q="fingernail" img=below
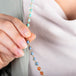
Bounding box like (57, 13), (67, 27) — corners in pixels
(24, 28), (31, 37)
(20, 39), (27, 49)
(17, 49), (24, 57)
(24, 32), (31, 37)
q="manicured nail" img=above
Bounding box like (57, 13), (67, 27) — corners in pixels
(18, 49), (24, 56)
(24, 32), (31, 37)
(16, 49), (24, 58)
(20, 39), (27, 49)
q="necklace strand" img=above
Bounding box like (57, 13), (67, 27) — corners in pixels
(26, 0), (45, 76)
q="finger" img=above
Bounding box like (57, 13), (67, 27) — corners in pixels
(0, 30), (24, 58)
(0, 44), (15, 69)
(0, 44), (15, 62)
(0, 57), (3, 69)
(26, 33), (36, 42)
(0, 14), (31, 38)
(0, 19), (27, 49)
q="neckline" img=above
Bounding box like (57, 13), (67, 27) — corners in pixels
(52, 0), (68, 20)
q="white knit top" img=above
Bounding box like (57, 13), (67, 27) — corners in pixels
(23, 0), (76, 76)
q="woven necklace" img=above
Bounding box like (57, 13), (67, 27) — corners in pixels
(26, 0), (45, 76)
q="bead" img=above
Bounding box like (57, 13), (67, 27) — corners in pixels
(33, 57), (36, 60)
(31, 0), (34, 2)
(29, 14), (32, 17)
(28, 18), (31, 22)
(31, 52), (34, 55)
(37, 67), (41, 71)
(26, 23), (30, 27)
(26, 40), (30, 44)
(35, 62), (39, 66)
(40, 71), (44, 75)
(29, 46), (32, 50)
(27, 0), (45, 75)
(29, 9), (33, 12)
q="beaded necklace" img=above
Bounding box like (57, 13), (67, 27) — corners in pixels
(26, 0), (45, 76)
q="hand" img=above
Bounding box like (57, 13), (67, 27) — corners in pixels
(0, 14), (36, 69)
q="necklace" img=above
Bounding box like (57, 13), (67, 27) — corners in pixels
(26, 0), (45, 76)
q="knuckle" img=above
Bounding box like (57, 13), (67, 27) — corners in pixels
(5, 22), (14, 31)
(4, 20), (10, 25)
(12, 17), (23, 28)
(20, 26), (25, 31)
(12, 17), (19, 22)
(3, 21), (13, 27)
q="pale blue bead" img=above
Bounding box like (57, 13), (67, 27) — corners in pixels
(35, 62), (39, 66)
(28, 19), (31, 22)
(29, 14), (32, 17)
(31, 52), (34, 55)
(26, 40), (30, 44)
(26, 23), (30, 27)
(29, 9), (32, 12)
(33, 57), (36, 60)
(29, 46), (32, 50)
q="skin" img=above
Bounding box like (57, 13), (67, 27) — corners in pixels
(1, 0), (76, 69)
(0, 14), (36, 69)
(55, 0), (76, 20)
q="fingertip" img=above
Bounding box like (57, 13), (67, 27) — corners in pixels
(26, 33), (36, 42)
(24, 31), (31, 38)
(14, 48), (25, 58)
(21, 26), (31, 38)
